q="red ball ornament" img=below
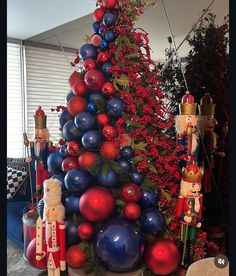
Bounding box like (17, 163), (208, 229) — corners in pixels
(78, 152), (98, 169)
(102, 125), (117, 140)
(93, 7), (106, 22)
(83, 58), (96, 71)
(62, 156), (79, 172)
(97, 51), (110, 64)
(72, 80), (87, 96)
(69, 71), (83, 88)
(100, 141), (120, 160)
(102, 82), (116, 96)
(97, 113), (110, 125)
(78, 222), (95, 240)
(66, 245), (87, 268)
(121, 183), (142, 203)
(123, 202), (141, 220)
(84, 69), (105, 90)
(67, 141), (80, 156)
(90, 34), (102, 47)
(102, 0), (118, 9)
(67, 96), (87, 116)
(79, 187), (115, 222)
(26, 238), (47, 270)
(144, 238), (180, 275)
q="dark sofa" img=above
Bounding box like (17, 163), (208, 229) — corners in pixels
(7, 158), (36, 249)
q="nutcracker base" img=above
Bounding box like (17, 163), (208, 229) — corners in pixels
(68, 267), (144, 276)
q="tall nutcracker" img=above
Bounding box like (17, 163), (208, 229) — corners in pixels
(175, 91), (199, 169)
(35, 178), (66, 276)
(176, 161), (204, 266)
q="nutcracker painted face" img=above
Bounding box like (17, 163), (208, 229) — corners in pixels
(33, 106), (49, 142)
(180, 180), (201, 197)
(197, 115), (217, 133)
(35, 128), (50, 143)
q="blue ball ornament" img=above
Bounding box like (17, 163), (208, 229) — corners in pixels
(74, 111), (96, 131)
(79, 43), (98, 61)
(81, 130), (101, 151)
(59, 145), (70, 158)
(101, 62), (113, 77)
(65, 221), (79, 249)
(37, 198), (44, 219)
(120, 146), (134, 159)
(64, 195), (80, 214)
(139, 189), (158, 209)
(118, 159), (131, 171)
(102, 12), (117, 27)
(94, 217), (145, 272)
(131, 171), (143, 185)
(87, 103), (97, 113)
(105, 31), (116, 42)
(100, 39), (109, 50)
(89, 92), (106, 105)
(141, 208), (164, 234)
(47, 151), (64, 174)
(51, 173), (66, 191)
(62, 119), (82, 141)
(66, 90), (75, 102)
(92, 22), (100, 33)
(98, 27), (105, 36)
(97, 169), (119, 188)
(64, 168), (93, 195)
(59, 109), (73, 128)
(107, 97), (125, 118)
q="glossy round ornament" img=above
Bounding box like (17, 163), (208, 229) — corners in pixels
(93, 7), (106, 22)
(98, 26), (106, 36)
(61, 156), (79, 172)
(81, 130), (101, 151)
(94, 217), (145, 272)
(97, 113), (110, 125)
(65, 221), (80, 248)
(66, 245), (87, 268)
(131, 171), (143, 185)
(69, 71), (83, 88)
(87, 102), (97, 113)
(59, 144), (70, 158)
(120, 146), (135, 159)
(67, 141), (80, 156)
(141, 208), (164, 234)
(118, 159), (131, 171)
(62, 119), (82, 141)
(59, 109), (73, 128)
(102, 82), (116, 96)
(26, 238), (47, 269)
(102, 0), (118, 9)
(105, 30), (116, 42)
(90, 34), (102, 47)
(139, 189), (159, 209)
(100, 39), (109, 50)
(89, 92), (106, 110)
(100, 141), (120, 160)
(101, 62), (113, 77)
(74, 111), (96, 131)
(79, 43), (98, 61)
(64, 195), (80, 214)
(121, 183), (142, 203)
(78, 151), (98, 169)
(144, 237), (180, 275)
(47, 151), (64, 174)
(84, 69), (105, 90)
(77, 222), (95, 240)
(79, 187), (115, 222)
(107, 97), (125, 118)
(97, 169), (119, 188)
(83, 59), (96, 72)
(103, 12), (117, 27)
(66, 90), (75, 102)
(97, 51), (110, 63)
(124, 202), (141, 220)
(67, 96), (87, 116)
(102, 125), (117, 140)
(64, 168), (93, 195)
(72, 80), (87, 96)
(92, 22), (100, 33)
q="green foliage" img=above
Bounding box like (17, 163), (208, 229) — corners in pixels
(132, 142), (148, 151)
(140, 177), (156, 190)
(143, 267), (157, 276)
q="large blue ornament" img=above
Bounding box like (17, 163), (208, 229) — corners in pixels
(120, 146), (134, 159)
(102, 12), (117, 27)
(87, 103), (97, 113)
(51, 173), (66, 191)
(59, 109), (73, 128)
(92, 22), (100, 33)
(131, 171), (143, 185)
(82, 130), (101, 150)
(139, 189), (158, 209)
(97, 169), (119, 188)
(59, 145), (70, 158)
(64, 195), (80, 214)
(62, 119), (82, 141)
(100, 39), (109, 50)
(94, 217), (145, 272)
(105, 31), (116, 42)
(47, 151), (64, 174)
(118, 159), (131, 172)
(107, 97), (125, 118)
(79, 43), (98, 61)
(37, 198), (44, 219)
(64, 168), (93, 195)
(74, 111), (96, 131)
(66, 90), (75, 102)
(65, 221), (79, 249)
(141, 208), (164, 234)
(101, 62), (113, 77)
(89, 92), (106, 109)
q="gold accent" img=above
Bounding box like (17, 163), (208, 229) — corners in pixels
(182, 165), (204, 182)
(198, 103), (215, 115)
(34, 115), (47, 129)
(179, 103), (197, 115)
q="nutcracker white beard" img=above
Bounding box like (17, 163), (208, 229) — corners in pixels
(191, 133), (198, 155)
(180, 180), (201, 213)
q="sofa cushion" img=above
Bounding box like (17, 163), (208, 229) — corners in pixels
(7, 167), (28, 200)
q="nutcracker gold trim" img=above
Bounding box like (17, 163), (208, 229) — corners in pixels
(179, 103), (197, 115)
(182, 164), (204, 183)
(34, 115), (47, 129)
(198, 103), (216, 115)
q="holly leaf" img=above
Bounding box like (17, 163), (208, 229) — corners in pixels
(116, 199), (126, 207)
(140, 178), (156, 190)
(132, 142), (148, 151)
(147, 164), (158, 174)
(132, 156), (145, 163)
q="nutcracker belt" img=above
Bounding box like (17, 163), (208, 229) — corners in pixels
(47, 246), (60, 252)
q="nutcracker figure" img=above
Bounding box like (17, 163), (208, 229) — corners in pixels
(197, 93), (225, 193)
(176, 161), (204, 266)
(175, 91), (199, 169)
(35, 178), (66, 276)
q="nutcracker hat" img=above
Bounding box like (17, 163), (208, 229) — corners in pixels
(34, 106), (47, 129)
(182, 161), (204, 183)
(198, 92), (216, 115)
(179, 91), (197, 115)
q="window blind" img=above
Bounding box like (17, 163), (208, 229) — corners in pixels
(25, 46), (75, 145)
(7, 43), (24, 157)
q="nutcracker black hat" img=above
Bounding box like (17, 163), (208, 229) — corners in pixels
(179, 91), (197, 115)
(34, 106), (47, 129)
(198, 93), (215, 115)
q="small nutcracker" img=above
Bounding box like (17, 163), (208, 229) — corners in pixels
(35, 179), (66, 276)
(175, 91), (199, 169)
(176, 161), (204, 266)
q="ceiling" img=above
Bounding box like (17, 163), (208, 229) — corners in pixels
(7, 0), (229, 62)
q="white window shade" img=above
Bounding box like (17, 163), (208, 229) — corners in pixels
(7, 43), (24, 157)
(25, 46), (75, 145)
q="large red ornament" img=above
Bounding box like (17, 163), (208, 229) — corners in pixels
(78, 152), (98, 169)
(67, 141), (80, 156)
(97, 113), (110, 125)
(77, 222), (95, 240)
(121, 183), (142, 203)
(84, 69), (105, 90)
(93, 7), (106, 22)
(69, 71), (83, 88)
(123, 202), (141, 220)
(26, 238), (47, 270)
(83, 58), (96, 71)
(100, 141), (120, 160)
(102, 82), (116, 96)
(67, 96), (87, 116)
(102, 0), (118, 9)
(72, 80), (87, 96)
(62, 156), (79, 172)
(102, 125), (117, 140)
(144, 238), (180, 275)
(66, 245), (87, 268)
(79, 187), (115, 222)
(97, 51), (110, 64)
(90, 34), (102, 47)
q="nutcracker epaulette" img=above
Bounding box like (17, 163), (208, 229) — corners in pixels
(58, 222), (66, 229)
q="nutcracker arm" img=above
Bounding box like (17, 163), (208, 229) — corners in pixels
(59, 222), (66, 271)
(176, 196), (184, 220)
(36, 217), (46, 260)
(198, 194), (203, 219)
